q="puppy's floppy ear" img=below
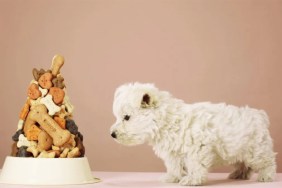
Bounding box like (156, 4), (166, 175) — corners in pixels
(141, 93), (156, 108)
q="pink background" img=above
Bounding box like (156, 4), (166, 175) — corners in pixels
(0, 0), (281, 173)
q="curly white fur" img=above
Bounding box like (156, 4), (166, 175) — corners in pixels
(110, 83), (276, 186)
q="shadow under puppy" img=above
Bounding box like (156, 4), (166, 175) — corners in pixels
(110, 83), (276, 186)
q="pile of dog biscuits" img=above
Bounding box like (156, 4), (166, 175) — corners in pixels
(11, 55), (85, 158)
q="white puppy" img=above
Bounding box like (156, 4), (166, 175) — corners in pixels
(110, 83), (276, 186)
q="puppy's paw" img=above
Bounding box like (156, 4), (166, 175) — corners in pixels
(160, 173), (179, 183)
(179, 175), (204, 186)
(257, 174), (274, 182)
(257, 166), (276, 182)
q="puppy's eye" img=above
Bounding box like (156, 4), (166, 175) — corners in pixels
(124, 115), (130, 121)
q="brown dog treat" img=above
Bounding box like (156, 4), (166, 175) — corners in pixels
(38, 150), (56, 158)
(23, 114), (53, 152)
(28, 104), (71, 147)
(25, 124), (41, 141)
(27, 83), (42, 100)
(51, 55), (64, 76)
(19, 101), (30, 120)
(37, 131), (53, 151)
(62, 134), (76, 149)
(32, 68), (46, 81)
(54, 116), (66, 129)
(49, 87), (65, 105)
(48, 150), (61, 157)
(75, 136), (85, 157)
(52, 76), (65, 89)
(52, 145), (60, 151)
(67, 147), (81, 158)
(11, 142), (18, 157)
(38, 72), (53, 89)
(59, 148), (69, 158)
(17, 146), (33, 157)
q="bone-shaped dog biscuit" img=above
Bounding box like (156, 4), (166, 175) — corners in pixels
(62, 134), (76, 149)
(17, 134), (31, 148)
(40, 94), (61, 116)
(27, 146), (39, 157)
(32, 68), (46, 81)
(24, 115), (52, 151)
(37, 130), (53, 151)
(39, 86), (48, 97)
(28, 104), (71, 147)
(63, 95), (74, 113)
(51, 55), (64, 76)
(52, 76), (65, 89)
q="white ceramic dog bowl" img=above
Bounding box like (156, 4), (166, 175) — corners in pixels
(0, 156), (100, 185)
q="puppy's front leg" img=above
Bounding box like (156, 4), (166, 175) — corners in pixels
(160, 156), (184, 183)
(180, 146), (214, 186)
(179, 158), (208, 186)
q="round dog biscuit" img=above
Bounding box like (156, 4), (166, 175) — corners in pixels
(49, 87), (65, 104)
(27, 83), (42, 100)
(38, 72), (53, 89)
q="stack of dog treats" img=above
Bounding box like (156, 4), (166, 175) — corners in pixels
(11, 55), (85, 158)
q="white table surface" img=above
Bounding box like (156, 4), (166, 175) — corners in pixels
(0, 172), (281, 188)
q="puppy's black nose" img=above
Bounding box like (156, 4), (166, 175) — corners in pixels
(111, 132), (117, 139)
